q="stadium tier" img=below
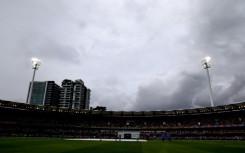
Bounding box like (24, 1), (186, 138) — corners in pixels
(0, 100), (244, 140)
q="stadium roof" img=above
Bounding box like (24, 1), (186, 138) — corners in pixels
(0, 99), (244, 117)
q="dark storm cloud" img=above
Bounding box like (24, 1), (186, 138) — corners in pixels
(133, 0), (245, 111)
(133, 71), (245, 111)
(185, 0), (245, 106)
(214, 73), (245, 105)
(133, 71), (208, 111)
(1, 0), (245, 111)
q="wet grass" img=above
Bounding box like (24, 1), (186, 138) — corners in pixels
(0, 137), (244, 153)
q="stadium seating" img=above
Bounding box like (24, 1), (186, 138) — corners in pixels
(0, 100), (244, 140)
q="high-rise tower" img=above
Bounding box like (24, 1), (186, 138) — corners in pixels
(26, 81), (60, 106)
(59, 79), (74, 108)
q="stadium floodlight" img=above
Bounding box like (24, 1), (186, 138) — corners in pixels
(31, 57), (41, 70)
(201, 56), (214, 107)
(27, 57), (41, 104)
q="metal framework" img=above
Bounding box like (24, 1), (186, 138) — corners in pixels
(201, 56), (214, 107)
(27, 58), (41, 104)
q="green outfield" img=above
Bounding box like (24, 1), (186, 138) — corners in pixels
(0, 137), (244, 153)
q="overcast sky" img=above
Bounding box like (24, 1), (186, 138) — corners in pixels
(1, 0), (245, 111)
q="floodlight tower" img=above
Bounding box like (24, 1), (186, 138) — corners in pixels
(27, 57), (41, 104)
(201, 56), (214, 107)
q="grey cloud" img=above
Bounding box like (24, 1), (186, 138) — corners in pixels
(123, 0), (156, 21)
(133, 71), (208, 111)
(133, 70), (245, 111)
(214, 73), (245, 105)
(190, 0), (245, 59)
(15, 36), (81, 65)
(169, 72), (207, 109)
(1, 0), (245, 111)
(182, 0), (245, 106)
(92, 88), (133, 111)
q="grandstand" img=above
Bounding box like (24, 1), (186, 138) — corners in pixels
(0, 99), (244, 140)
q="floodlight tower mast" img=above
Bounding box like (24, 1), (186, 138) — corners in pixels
(201, 56), (214, 107)
(27, 57), (41, 104)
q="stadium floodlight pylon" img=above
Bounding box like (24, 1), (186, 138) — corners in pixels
(201, 56), (214, 107)
(27, 57), (41, 104)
